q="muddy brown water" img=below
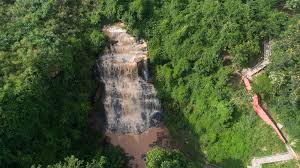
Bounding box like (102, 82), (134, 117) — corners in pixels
(106, 127), (169, 168)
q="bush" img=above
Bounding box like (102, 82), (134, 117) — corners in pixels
(146, 148), (189, 168)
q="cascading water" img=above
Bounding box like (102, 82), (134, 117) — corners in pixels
(96, 23), (162, 134)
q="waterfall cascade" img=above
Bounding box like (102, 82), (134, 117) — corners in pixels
(97, 23), (162, 134)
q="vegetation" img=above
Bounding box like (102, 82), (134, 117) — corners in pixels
(146, 148), (189, 168)
(284, 0), (300, 11)
(31, 156), (108, 168)
(119, 0), (290, 167)
(0, 1), (126, 167)
(146, 148), (188, 168)
(253, 16), (300, 152)
(0, 0), (298, 168)
(31, 146), (128, 168)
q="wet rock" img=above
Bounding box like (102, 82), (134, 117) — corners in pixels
(137, 59), (153, 83)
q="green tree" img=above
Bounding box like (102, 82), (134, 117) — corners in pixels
(0, 0), (126, 167)
(263, 17), (300, 151)
(252, 73), (273, 97)
(123, 0), (290, 166)
(31, 155), (107, 168)
(285, 0), (300, 11)
(31, 145), (128, 168)
(146, 148), (189, 168)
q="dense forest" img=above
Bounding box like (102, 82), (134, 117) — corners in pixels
(0, 0), (299, 168)
(0, 1), (127, 167)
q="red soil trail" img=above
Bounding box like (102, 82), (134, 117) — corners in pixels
(241, 76), (287, 144)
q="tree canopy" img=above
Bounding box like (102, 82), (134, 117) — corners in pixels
(0, 0), (298, 168)
(253, 16), (300, 151)
(116, 0), (297, 167)
(0, 0), (124, 167)
(146, 148), (189, 168)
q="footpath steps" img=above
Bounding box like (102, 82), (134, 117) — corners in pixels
(247, 144), (298, 168)
(248, 153), (294, 168)
(242, 40), (271, 80)
(242, 40), (299, 168)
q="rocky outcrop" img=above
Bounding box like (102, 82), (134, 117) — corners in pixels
(96, 23), (162, 134)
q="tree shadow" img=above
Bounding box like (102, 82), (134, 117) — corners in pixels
(161, 106), (206, 167)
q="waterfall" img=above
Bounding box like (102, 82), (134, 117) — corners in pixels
(96, 23), (162, 134)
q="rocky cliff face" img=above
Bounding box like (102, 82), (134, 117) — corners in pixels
(96, 23), (162, 134)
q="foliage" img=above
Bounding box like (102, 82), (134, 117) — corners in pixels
(120, 0), (290, 166)
(254, 17), (300, 151)
(31, 155), (103, 168)
(31, 146), (128, 168)
(252, 73), (273, 98)
(0, 0), (127, 167)
(284, 0), (300, 11)
(0, 0), (298, 168)
(31, 155), (108, 168)
(146, 148), (189, 168)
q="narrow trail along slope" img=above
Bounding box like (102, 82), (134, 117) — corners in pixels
(241, 40), (286, 143)
(241, 76), (286, 144)
(242, 40), (271, 80)
(249, 150), (294, 168)
(242, 41), (299, 168)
